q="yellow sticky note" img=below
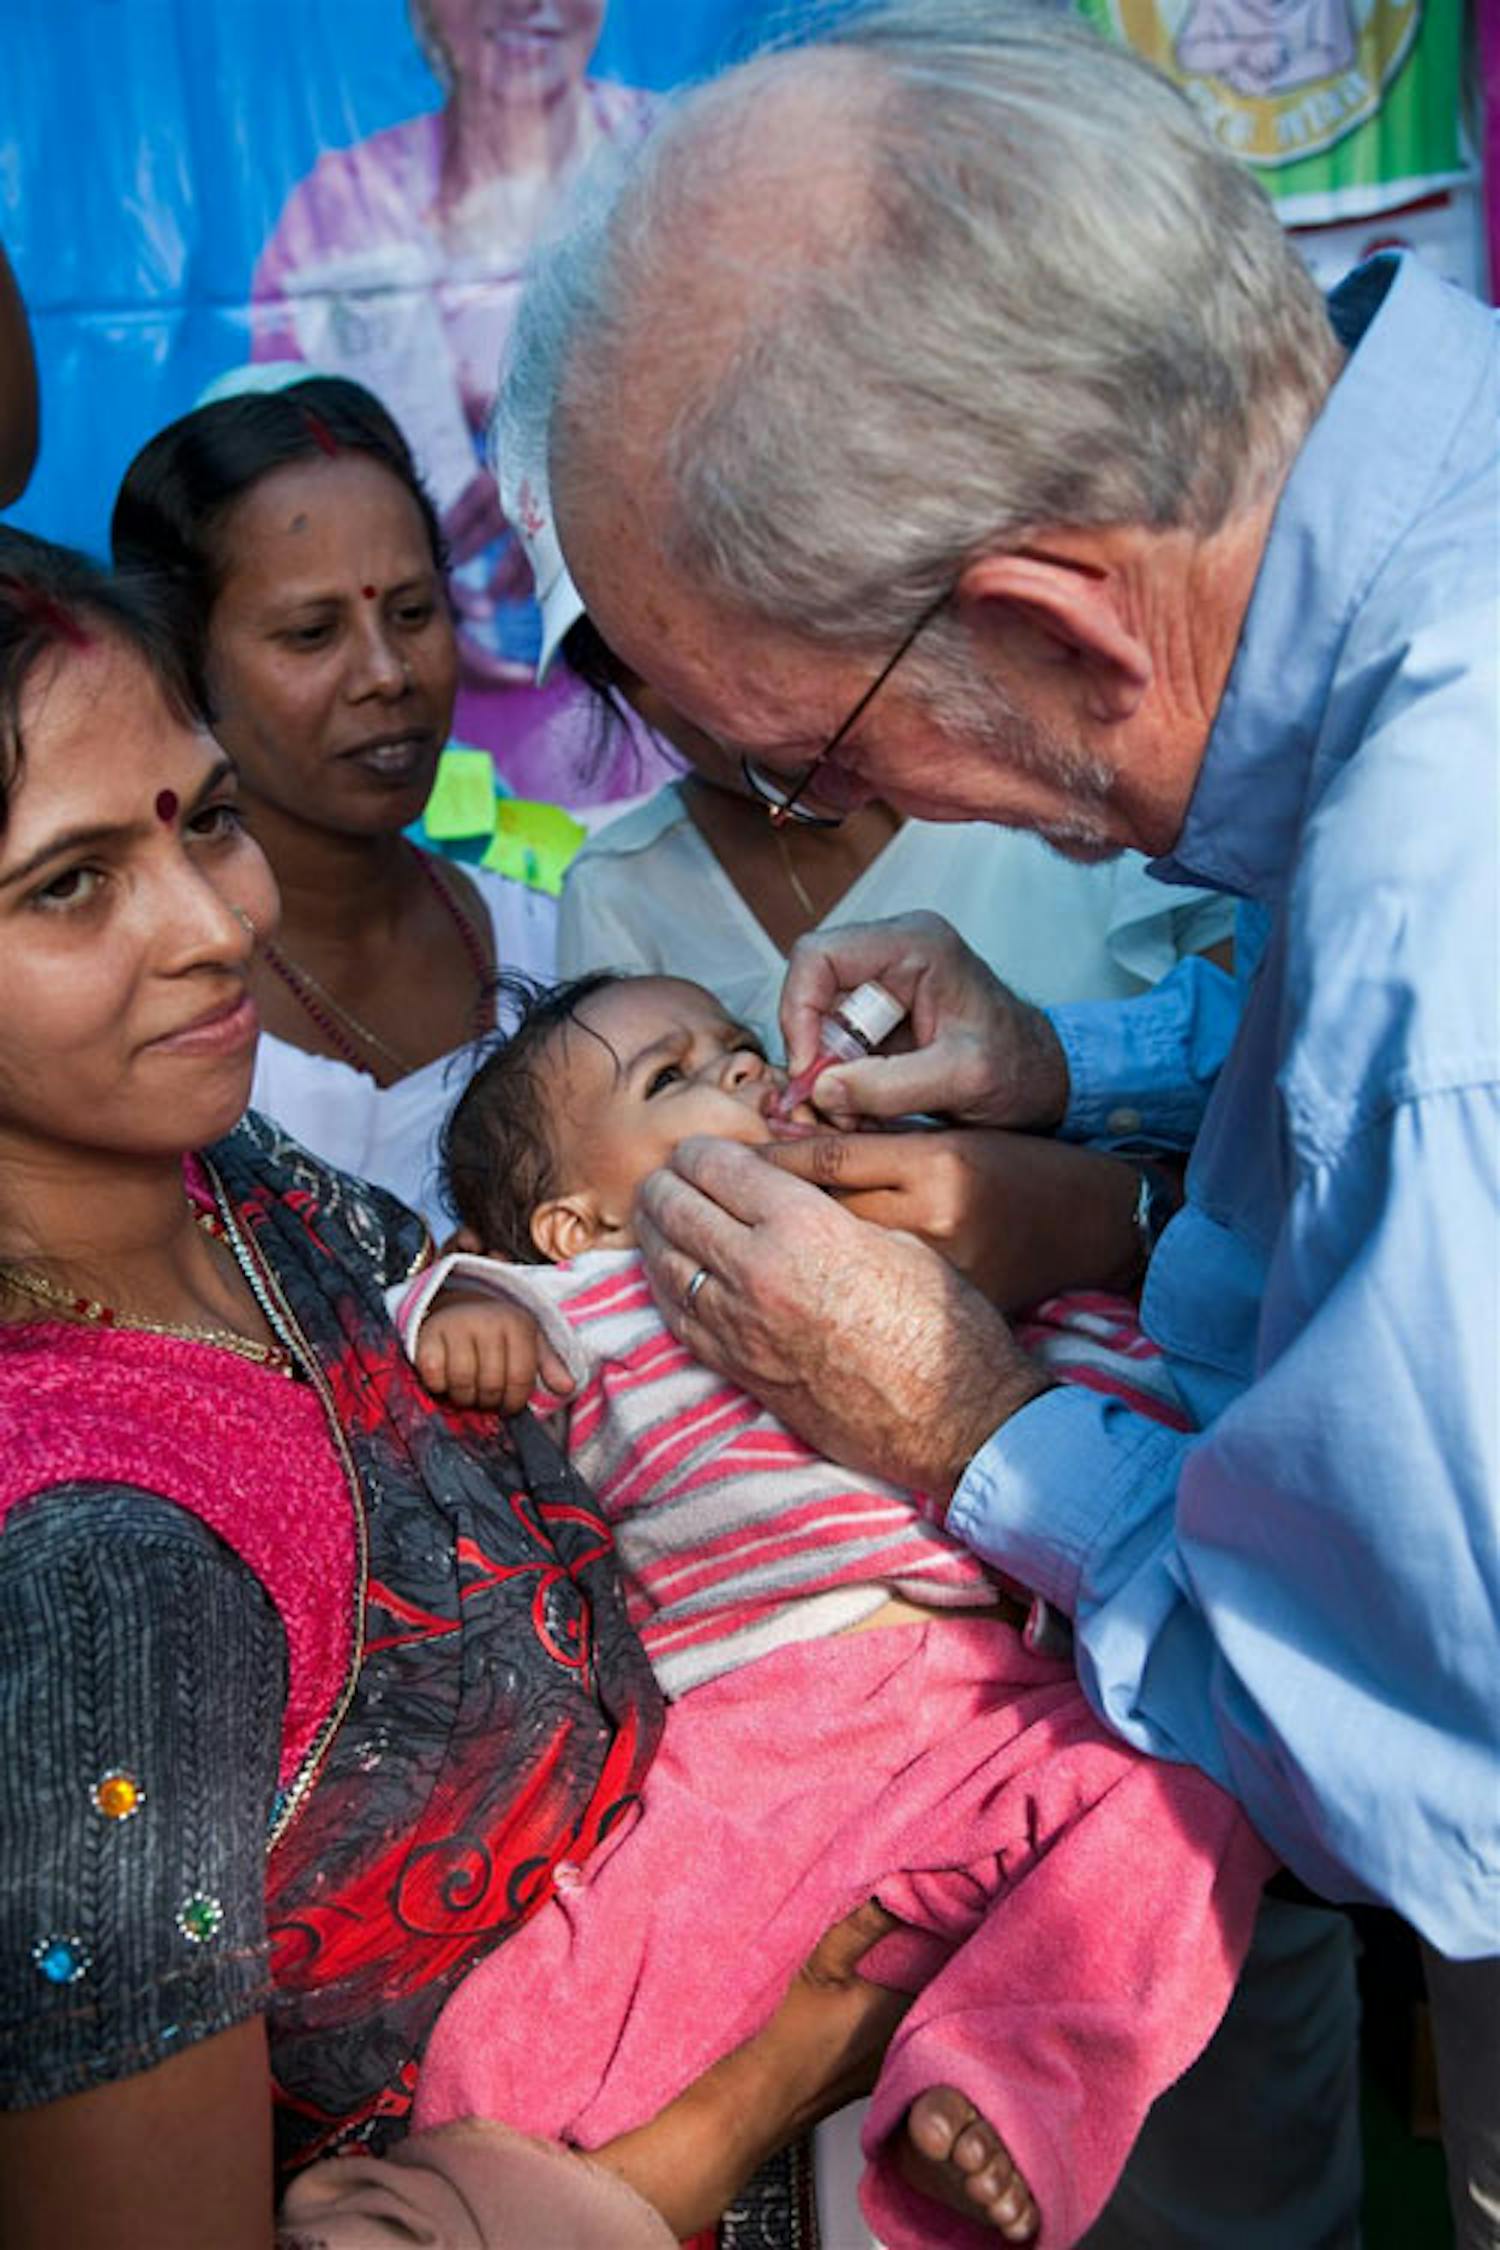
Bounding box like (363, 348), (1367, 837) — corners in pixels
(424, 747), (497, 841)
(481, 799), (589, 897)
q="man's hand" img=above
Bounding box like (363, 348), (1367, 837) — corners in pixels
(414, 1295), (574, 1415)
(780, 911), (1070, 1131)
(636, 1137), (1054, 1499)
(763, 1127), (1145, 1308)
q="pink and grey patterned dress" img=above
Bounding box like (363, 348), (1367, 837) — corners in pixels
(394, 1247), (1191, 1697)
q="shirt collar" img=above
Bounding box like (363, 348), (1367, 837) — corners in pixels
(1152, 254), (1484, 900)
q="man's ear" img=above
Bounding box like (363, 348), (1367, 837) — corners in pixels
(956, 542), (1152, 723)
(530, 1192), (617, 1264)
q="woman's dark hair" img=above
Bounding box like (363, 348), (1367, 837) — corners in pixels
(560, 611), (633, 709)
(556, 612), (660, 793)
(110, 375), (447, 676)
(0, 526), (206, 836)
(442, 969), (625, 1263)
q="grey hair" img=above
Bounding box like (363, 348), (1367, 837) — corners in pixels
(511, 0), (1341, 649)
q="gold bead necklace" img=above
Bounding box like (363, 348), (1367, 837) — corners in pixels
(0, 1206), (298, 1377)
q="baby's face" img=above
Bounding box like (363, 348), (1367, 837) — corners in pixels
(542, 977), (817, 1237)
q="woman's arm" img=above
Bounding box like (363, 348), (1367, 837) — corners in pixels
(765, 1127), (1147, 1308)
(0, 2021), (274, 2250)
(0, 1906), (907, 2250)
(275, 1908), (903, 2249)
(0, 1490), (286, 2250)
(594, 1901), (908, 2238)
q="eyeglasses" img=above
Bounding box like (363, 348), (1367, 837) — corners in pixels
(740, 587), (951, 828)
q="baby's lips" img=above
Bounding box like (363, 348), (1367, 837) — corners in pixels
(761, 1078), (821, 1133)
(763, 1112), (821, 1142)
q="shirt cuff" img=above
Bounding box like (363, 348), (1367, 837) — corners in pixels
(1049, 957), (1239, 1148)
(947, 1383), (1191, 1615)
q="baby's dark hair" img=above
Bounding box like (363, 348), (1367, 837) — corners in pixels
(442, 970), (628, 1263)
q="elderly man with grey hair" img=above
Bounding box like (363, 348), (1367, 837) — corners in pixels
(504, 4), (1499, 2245)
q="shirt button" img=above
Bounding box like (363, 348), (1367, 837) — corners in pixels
(1107, 1106), (1142, 1134)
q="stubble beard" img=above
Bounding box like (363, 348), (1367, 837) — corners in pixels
(913, 657), (1120, 859)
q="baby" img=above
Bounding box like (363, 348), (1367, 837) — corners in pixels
(394, 974), (1272, 2250)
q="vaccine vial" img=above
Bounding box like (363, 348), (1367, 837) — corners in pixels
(774, 980), (908, 1115)
(818, 980), (908, 1065)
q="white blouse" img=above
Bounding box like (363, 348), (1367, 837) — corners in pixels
(558, 784), (1233, 1055)
(250, 866), (557, 1232)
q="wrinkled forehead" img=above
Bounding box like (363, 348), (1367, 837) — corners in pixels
(537, 979), (717, 1176)
(560, 975), (733, 1071)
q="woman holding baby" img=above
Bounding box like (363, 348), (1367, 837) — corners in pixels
(0, 533), (914, 2250)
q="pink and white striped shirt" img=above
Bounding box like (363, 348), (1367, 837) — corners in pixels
(395, 1251), (1188, 1699)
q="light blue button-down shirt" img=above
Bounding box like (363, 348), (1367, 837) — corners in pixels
(949, 256), (1499, 1958)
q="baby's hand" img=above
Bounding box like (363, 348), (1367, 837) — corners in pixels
(415, 1293), (575, 1414)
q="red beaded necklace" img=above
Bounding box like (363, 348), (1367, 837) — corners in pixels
(260, 848), (495, 1079)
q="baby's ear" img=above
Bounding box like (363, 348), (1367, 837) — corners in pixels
(531, 1193), (611, 1264)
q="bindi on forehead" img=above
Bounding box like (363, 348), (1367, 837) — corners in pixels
(154, 789), (179, 823)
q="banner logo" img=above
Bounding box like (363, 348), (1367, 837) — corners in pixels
(1105, 1), (1423, 168)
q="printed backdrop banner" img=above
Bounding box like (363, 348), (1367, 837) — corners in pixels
(4, 0), (776, 804)
(2, 2), (1482, 806)
(1079, 0), (1485, 290)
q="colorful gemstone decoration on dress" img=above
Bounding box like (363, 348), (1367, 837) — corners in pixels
(33, 1933), (90, 1985)
(176, 1891), (224, 1945)
(92, 1769), (144, 1822)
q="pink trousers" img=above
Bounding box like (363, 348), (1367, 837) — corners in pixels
(415, 1618), (1273, 2250)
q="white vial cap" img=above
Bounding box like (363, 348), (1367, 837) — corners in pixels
(833, 979), (907, 1053)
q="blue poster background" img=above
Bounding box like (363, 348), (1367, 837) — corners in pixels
(3, 1), (762, 558)
(3, 1), (775, 799)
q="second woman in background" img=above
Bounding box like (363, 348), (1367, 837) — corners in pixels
(113, 376), (555, 1229)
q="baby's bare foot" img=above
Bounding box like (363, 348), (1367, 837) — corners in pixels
(901, 2085), (1040, 2242)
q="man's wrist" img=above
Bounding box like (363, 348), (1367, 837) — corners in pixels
(977, 1001), (1071, 1130)
(1010, 1004), (1071, 1130)
(931, 1360), (1059, 1508)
